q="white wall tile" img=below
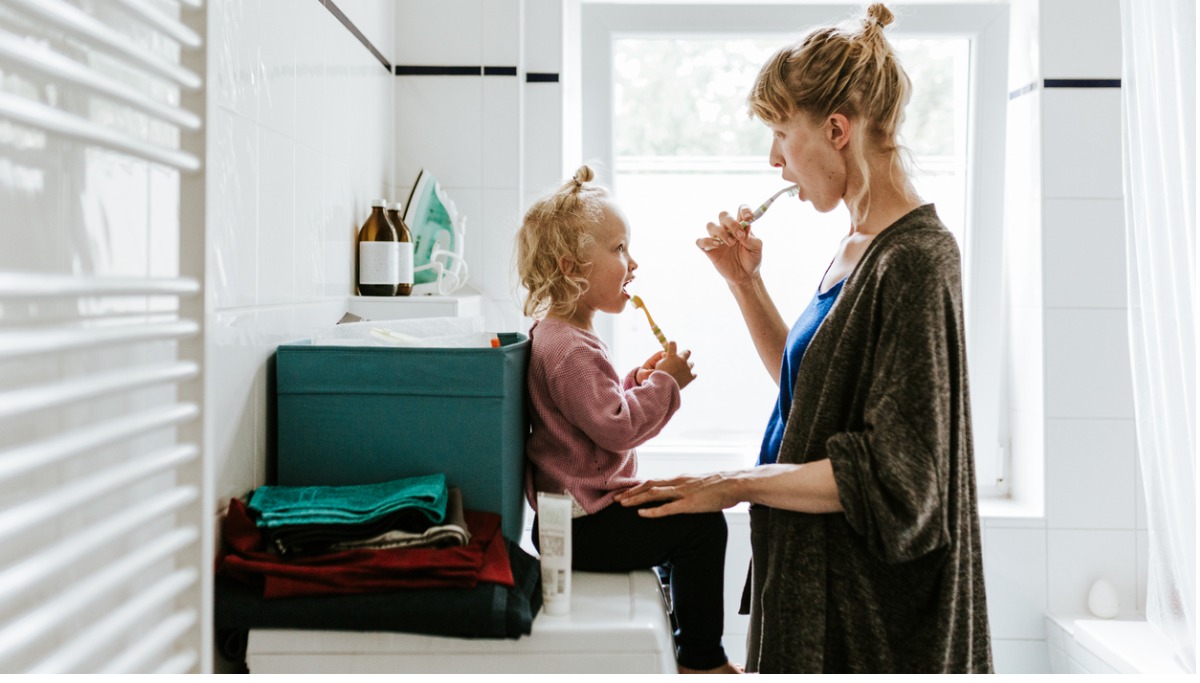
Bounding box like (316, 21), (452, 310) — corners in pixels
(1040, 0), (1122, 79)
(209, 109), (259, 309)
(211, 310), (264, 502)
(294, 144), (326, 302)
(295, 2), (329, 156)
(524, 0), (564, 73)
(324, 27), (356, 165)
(480, 188), (522, 306)
(256, 128), (296, 305)
(992, 638), (1053, 674)
(1044, 418), (1137, 529)
(1047, 529), (1137, 617)
(259, 0), (298, 139)
(395, 76), (484, 189)
(481, 297), (524, 334)
(1041, 88), (1123, 199)
(1043, 198), (1126, 309)
(983, 527), (1048, 639)
(211, 0), (261, 119)
(483, 78), (521, 189)
(482, 0), (520, 66)
(523, 80), (566, 206)
(1043, 308), (1134, 419)
(324, 159), (356, 298)
(394, 0), (482, 65)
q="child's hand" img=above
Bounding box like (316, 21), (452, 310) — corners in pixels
(635, 349), (666, 385)
(654, 341), (696, 390)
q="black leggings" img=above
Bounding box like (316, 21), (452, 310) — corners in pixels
(533, 502), (729, 670)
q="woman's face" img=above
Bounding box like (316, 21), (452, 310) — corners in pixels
(767, 112), (846, 214)
(575, 201), (638, 318)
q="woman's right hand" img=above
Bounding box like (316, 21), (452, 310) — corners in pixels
(696, 205), (764, 286)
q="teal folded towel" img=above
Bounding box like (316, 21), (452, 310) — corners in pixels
(248, 474), (448, 528)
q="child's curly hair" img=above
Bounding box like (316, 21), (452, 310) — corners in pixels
(516, 165), (610, 319)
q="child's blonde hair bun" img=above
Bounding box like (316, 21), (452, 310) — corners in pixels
(515, 165), (610, 319)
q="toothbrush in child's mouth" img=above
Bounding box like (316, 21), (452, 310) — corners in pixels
(630, 295), (669, 353)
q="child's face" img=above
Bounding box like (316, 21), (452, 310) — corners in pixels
(576, 202), (638, 319)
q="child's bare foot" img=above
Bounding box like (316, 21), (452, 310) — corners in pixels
(678, 661), (743, 674)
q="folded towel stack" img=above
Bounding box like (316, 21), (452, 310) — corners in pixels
(248, 473), (448, 527)
(214, 473), (540, 650)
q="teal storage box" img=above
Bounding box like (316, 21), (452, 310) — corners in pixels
(274, 333), (529, 542)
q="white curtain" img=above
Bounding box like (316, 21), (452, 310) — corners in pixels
(1119, 0), (1196, 673)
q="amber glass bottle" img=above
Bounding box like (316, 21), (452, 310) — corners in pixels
(387, 201), (414, 296)
(357, 199), (399, 296)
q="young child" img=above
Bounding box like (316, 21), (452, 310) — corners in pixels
(516, 165), (739, 674)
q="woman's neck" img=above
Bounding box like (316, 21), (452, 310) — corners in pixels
(847, 157), (922, 236)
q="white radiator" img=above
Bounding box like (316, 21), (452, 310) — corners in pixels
(0, 0), (208, 674)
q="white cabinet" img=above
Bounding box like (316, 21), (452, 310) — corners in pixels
(347, 293), (482, 320)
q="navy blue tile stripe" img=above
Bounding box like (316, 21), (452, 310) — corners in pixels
(393, 66), (561, 82)
(321, 0), (390, 71)
(1010, 78), (1121, 100)
(1044, 78), (1121, 88)
(394, 65), (482, 76)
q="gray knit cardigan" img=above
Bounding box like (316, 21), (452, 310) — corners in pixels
(744, 204), (993, 673)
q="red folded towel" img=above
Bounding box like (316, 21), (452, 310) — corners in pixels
(217, 497), (514, 599)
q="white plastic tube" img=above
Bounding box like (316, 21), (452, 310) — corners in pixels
(536, 492), (572, 615)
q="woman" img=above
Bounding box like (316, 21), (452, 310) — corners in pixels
(615, 3), (992, 674)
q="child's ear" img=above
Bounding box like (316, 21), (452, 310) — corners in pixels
(558, 255), (575, 275)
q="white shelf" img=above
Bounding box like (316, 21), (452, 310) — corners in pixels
(347, 293), (482, 321)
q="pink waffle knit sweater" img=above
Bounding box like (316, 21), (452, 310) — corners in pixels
(524, 317), (681, 515)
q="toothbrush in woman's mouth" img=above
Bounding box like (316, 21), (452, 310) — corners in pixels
(706, 185), (800, 250)
(739, 184), (800, 228)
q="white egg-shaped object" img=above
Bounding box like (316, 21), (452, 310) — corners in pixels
(1087, 579), (1120, 619)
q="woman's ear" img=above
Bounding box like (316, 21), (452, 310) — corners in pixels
(828, 113), (852, 151)
(558, 255), (574, 276)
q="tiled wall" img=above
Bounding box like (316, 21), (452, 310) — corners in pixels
(199, 0), (1147, 674)
(206, 0), (395, 507)
(392, 0), (563, 333)
(988, 0), (1144, 674)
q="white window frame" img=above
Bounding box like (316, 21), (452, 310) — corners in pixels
(578, 1), (1010, 497)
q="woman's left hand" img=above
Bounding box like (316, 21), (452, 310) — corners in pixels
(615, 472), (740, 517)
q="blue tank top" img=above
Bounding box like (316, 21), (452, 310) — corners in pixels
(757, 278), (845, 466)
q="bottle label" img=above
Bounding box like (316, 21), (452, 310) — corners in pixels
(359, 242), (400, 285)
(398, 242), (414, 285)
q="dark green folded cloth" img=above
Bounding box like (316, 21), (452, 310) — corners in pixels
(248, 473), (447, 528)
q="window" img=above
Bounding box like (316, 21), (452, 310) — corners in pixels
(580, 2), (1009, 495)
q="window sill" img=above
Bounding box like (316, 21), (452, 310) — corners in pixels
(978, 495), (1045, 524)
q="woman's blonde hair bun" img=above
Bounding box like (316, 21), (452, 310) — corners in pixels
(865, 3), (895, 30)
